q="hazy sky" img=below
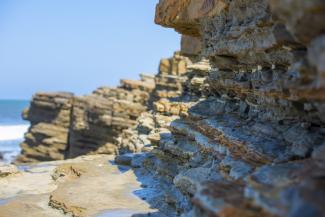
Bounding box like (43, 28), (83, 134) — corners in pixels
(0, 0), (180, 99)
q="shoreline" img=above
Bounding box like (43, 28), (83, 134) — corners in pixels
(0, 124), (29, 164)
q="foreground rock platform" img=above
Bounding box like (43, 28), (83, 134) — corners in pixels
(0, 155), (157, 217)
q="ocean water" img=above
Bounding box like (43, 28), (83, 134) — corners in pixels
(0, 100), (30, 163)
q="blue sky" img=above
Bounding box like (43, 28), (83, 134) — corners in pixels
(0, 1), (180, 99)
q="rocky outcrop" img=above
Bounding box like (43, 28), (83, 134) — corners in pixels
(17, 92), (74, 162)
(117, 1), (325, 217)
(116, 52), (192, 155)
(153, 51), (191, 100)
(66, 84), (152, 158)
(17, 76), (155, 163)
(155, 0), (227, 37)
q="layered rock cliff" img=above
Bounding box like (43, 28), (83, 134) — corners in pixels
(17, 92), (74, 162)
(120, 0), (325, 216)
(17, 75), (155, 163)
(15, 1), (325, 217)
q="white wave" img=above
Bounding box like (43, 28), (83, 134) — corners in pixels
(0, 125), (29, 141)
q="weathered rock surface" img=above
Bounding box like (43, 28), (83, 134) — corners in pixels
(114, 1), (325, 217)
(269, 0), (325, 45)
(181, 35), (202, 57)
(0, 155), (157, 217)
(155, 0), (227, 36)
(66, 89), (147, 158)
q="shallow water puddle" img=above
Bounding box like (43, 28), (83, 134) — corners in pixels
(0, 200), (8, 206)
(96, 209), (142, 217)
(0, 198), (13, 206)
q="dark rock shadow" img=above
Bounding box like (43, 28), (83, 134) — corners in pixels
(112, 153), (172, 217)
(109, 160), (131, 173)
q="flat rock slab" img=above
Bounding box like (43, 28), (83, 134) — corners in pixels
(0, 194), (67, 217)
(0, 155), (157, 217)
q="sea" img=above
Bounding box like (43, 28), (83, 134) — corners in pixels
(0, 100), (30, 163)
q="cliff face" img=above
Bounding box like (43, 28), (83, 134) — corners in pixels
(125, 0), (325, 216)
(17, 76), (155, 163)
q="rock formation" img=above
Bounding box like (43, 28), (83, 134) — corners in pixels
(118, 0), (325, 216)
(67, 77), (154, 158)
(116, 52), (193, 155)
(12, 1), (325, 217)
(17, 92), (74, 162)
(17, 75), (155, 163)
